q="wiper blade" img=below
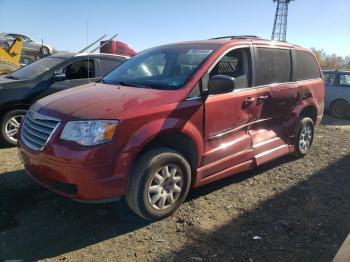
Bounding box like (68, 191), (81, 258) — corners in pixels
(5, 75), (18, 80)
(116, 81), (150, 89)
(101, 79), (150, 88)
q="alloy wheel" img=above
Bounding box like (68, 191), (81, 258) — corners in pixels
(147, 164), (184, 210)
(299, 123), (313, 153)
(5, 114), (24, 143)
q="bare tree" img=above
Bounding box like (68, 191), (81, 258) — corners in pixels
(311, 48), (349, 70)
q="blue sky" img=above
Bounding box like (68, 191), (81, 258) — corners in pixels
(0, 0), (349, 56)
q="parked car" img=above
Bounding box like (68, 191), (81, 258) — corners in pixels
(0, 33), (53, 55)
(323, 69), (350, 118)
(19, 55), (35, 66)
(18, 36), (324, 220)
(0, 52), (128, 145)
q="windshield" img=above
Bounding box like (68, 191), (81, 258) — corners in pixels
(8, 57), (65, 80)
(102, 43), (219, 90)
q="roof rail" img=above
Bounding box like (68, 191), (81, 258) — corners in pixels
(209, 35), (260, 40)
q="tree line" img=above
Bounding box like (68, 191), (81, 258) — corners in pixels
(311, 48), (350, 70)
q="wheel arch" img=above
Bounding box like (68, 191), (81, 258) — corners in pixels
(122, 117), (203, 173)
(299, 104), (318, 123)
(136, 131), (200, 173)
(0, 103), (30, 120)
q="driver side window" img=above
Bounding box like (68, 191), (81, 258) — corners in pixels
(65, 59), (95, 80)
(209, 48), (251, 90)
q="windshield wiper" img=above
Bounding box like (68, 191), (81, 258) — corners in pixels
(5, 75), (18, 80)
(115, 81), (150, 89)
(101, 79), (150, 88)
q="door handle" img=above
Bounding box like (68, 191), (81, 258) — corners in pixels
(242, 97), (255, 108)
(258, 94), (270, 100)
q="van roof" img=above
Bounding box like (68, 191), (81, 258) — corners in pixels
(171, 36), (302, 49)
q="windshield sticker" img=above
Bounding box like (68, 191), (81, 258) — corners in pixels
(187, 49), (213, 55)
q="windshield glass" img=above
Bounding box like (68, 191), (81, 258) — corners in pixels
(9, 57), (65, 80)
(103, 43), (219, 90)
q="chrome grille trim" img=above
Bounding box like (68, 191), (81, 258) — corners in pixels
(21, 111), (60, 151)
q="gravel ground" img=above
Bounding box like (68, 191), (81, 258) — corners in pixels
(0, 114), (350, 262)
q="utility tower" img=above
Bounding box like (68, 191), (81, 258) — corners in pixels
(271, 0), (294, 41)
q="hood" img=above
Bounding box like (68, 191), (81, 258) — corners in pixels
(34, 83), (186, 121)
(0, 76), (32, 88)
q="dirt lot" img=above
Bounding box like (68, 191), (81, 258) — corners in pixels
(1, 114), (350, 262)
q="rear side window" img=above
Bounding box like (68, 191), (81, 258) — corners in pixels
(295, 50), (321, 81)
(324, 73), (336, 86)
(255, 48), (292, 86)
(100, 59), (124, 76)
(340, 74), (350, 87)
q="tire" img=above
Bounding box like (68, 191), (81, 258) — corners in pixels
(0, 60), (19, 76)
(330, 100), (350, 119)
(0, 110), (27, 146)
(40, 46), (50, 56)
(293, 117), (314, 157)
(126, 148), (191, 221)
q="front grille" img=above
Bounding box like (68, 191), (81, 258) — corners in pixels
(21, 111), (60, 151)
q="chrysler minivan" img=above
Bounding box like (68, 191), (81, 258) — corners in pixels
(18, 36), (324, 220)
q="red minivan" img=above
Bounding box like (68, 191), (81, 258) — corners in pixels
(18, 36), (324, 220)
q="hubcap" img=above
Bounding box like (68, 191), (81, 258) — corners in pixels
(5, 115), (24, 143)
(147, 164), (184, 210)
(335, 104), (346, 115)
(299, 124), (313, 153)
(42, 47), (49, 55)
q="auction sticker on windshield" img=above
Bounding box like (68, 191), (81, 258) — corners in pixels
(187, 49), (213, 55)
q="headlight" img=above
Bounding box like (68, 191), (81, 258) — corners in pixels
(60, 120), (119, 146)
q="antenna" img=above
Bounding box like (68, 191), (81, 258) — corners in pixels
(90, 33), (118, 53)
(271, 0), (294, 41)
(78, 34), (107, 53)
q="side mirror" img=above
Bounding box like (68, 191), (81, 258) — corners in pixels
(208, 75), (235, 95)
(53, 73), (66, 82)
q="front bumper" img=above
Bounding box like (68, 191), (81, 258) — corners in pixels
(18, 140), (133, 202)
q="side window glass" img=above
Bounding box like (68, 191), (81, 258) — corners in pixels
(255, 48), (273, 86)
(209, 48), (251, 90)
(65, 59), (94, 80)
(23, 36), (31, 42)
(295, 50), (321, 81)
(324, 73), (336, 86)
(7, 34), (16, 40)
(255, 48), (291, 86)
(340, 74), (350, 86)
(100, 59), (123, 76)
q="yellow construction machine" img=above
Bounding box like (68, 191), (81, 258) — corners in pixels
(0, 37), (23, 75)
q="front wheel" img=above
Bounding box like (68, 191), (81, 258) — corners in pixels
(40, 46), (50, 56)
(126, 148), (191, 221)
(293, 117), (314, 157)
(1, 110), (27, 146)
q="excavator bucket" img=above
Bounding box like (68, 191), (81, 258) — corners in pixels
(0, 37), (23, 75)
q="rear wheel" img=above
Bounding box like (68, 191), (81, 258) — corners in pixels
(126, 148), (191, 221)
(293, 117), (314, 157)
(40, 46), (50, 56)
(330, 100), (350, 119)
(0, 110), (27, 146)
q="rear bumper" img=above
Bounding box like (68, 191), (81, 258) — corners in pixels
(18, 141), (134, 201)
